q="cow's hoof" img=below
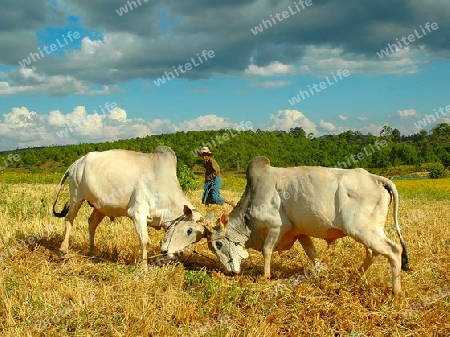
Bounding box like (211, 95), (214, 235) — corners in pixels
(133, 265), (148, 279)
(393, 290), (405, 297)
(58, 249), (67, 257)
(140, 262), (149, 272)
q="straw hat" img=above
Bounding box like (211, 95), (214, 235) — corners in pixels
(197, 146), (213, 156)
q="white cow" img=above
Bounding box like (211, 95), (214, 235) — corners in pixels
(163, 156), (409, 295)
(52, 146), (203, 267)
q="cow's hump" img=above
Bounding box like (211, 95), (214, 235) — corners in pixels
(154, 146), (176, 157)
(248, 156), (270, 173)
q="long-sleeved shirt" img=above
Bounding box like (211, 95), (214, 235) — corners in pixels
(204, 158), (220, 182)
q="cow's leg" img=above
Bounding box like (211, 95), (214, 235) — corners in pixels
(59, 200), (83, 255)
(297, 235), (322, 276)
(322, 238), (339, 264)
(359, 246), (378, 273)
(131, 212), (149, 270)
(297, 235), (318, 264)
(356, 231), (403, 295)
(88, 209), (105, 256)
(262, 227), (281, 278)
(325, 238), (337, 250)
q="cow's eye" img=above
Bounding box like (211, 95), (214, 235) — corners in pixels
(215, 241), (223, 250)
(187, 228), (193, 236)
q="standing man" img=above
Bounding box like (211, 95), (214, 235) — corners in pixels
(197, 147), (236, 207)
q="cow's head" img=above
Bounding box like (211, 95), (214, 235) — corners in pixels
(206, 213), (249, 275)
(160, 205), (210, 257)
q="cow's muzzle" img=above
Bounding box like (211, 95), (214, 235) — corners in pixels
(161, 251), (184, 260)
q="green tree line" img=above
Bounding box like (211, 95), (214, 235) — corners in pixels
(2, 123), (450, 175)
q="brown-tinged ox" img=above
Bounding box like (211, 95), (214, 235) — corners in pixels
(162, 156), (409, 295)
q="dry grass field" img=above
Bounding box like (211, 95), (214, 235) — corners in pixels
(0, 172), (449, 336)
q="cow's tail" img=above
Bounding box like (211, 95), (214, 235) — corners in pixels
(53, 169), (70, 218)
(378, 176), (409, 271)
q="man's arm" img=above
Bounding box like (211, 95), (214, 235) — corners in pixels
(211, 158), (221, 176)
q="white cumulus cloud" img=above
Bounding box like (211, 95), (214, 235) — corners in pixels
(397, 109), (417, 117)
(245, 61), (293, 76)
(3, 107), (37, 128)
(178, 114), (233, 131)
(250, 80), (291, 88)
(267, 109), (318, 135)
(357, 116), (370, 122)
(320, 119), (336, 132)
(0, 67), (110, 97)
(109, 108), (127, 122)
(0, 107), (255, 151)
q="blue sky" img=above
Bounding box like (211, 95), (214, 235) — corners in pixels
(1, 0), (450, 151)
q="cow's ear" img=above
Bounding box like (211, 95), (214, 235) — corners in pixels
(219, 213), (229, 231)
(183, 205), (193, 219)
